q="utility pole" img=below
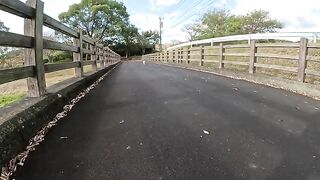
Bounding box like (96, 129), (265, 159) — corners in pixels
(159, 17), (163, 51)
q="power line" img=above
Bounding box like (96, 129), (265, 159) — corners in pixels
(169, 0), (207, 24)
(163, 0), (187, 15)
(170, 0), (215, 28)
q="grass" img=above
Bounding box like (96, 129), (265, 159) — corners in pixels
(0, 93), (26, 108)
(0, 65), (100, 108)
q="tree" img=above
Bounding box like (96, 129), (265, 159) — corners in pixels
(0, 21), (9, 32)
(184, 9), (283, 40)
(241, 10), (283, 34)
(58, 0), (129, 42)
(0, 21), (10, 68)
(118, 24), (139, 57)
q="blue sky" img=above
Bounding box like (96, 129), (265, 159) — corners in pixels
(0, 0), (319, 44)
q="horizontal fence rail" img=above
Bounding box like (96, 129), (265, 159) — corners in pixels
(0, 0), (121, 97)
(143, 38), (320, 84)
(168, 32), (320, 50)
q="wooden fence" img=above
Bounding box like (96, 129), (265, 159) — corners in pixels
(0, 0), (121, 97)
(143, 38), (320, 84)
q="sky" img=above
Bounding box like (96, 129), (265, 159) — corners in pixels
(0, 0), (320, 43)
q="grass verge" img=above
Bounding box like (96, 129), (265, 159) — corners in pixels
(0, 93), (26, 108)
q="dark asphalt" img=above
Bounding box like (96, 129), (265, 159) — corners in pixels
(14, 62), (320, 180)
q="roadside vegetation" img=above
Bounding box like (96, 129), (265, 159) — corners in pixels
(0, 93), (25, 108)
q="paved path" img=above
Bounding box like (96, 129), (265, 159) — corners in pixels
(15, 62), (320, 180)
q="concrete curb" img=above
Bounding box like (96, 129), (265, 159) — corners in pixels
(0, 62), (120, 168)
(153, 62), (320, 101)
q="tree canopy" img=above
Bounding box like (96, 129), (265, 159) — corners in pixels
(184, 9), (283, 41)
(59, 0), (160, 56)
(58, 0), (129, 42)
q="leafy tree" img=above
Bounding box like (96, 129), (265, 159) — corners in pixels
(0, 21), (10, 68)
(0, 21), (9, 32)
(139, 30), (160, 53)
(241, 10), (283, 34)
(184, 9), (283, 40)
(58, 0), (129, 42)
(118, 24), (139, 57)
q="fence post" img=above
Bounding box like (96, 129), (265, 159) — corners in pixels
(166, 51), (169, 62)
(24, 0), (46, 97)
(187, 46), (190, 64)
(161, 51), (163, 62)
(199, 46), (203, 66)
(249, 40), (257, 74)
(175, 49), (178, 63)
(73, 30), (84, 77)
(219, 43), (224, 69)
(91, 43), (97, 71)
(298, 38), (308, 82)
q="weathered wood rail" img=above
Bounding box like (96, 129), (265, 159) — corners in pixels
(143, 38), (320, 83)
(0, 0), (121, 97)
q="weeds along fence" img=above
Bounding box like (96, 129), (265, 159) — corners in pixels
(0, 0), (121, 97)
(143, 38), (320, 84)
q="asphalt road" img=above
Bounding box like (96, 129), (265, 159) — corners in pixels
(14, 62), (320, 180)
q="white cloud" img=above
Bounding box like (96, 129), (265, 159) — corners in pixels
(130, 13), (160, 32)
(232, 0), (320, 32)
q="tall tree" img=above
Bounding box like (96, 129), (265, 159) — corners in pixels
(119, 24), (139, 57)
(139, 30), (160, 54)
(241, 10), (283, 34)
(58, 0), (129, 42)
(184, 9), (283, 40)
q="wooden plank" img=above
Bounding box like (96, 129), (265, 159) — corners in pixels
(256, 43), (299, 48)
(298, 38), (308, 82)
(43, 39), (78, 52)
(0, 0), (33, 18)
(96, 43), (103, 48)
(188, 59), (201, 61)
(188, 53), (200, 56)
(24, 0), (46, 97)
(223, 61), (249, 66)
(44, 62), (79, 73)
(82, 36), (95, 45)
(0, 31), (33, 48)
(73, 30), (83, 77)
(306, 57), (320, 62)
(82, 60), (95, 66)
(223, 53), (250, 57)
(254, 63), (298, 72)
(0, 66), (35, 84)
(203, 60), (219, 63)
(91, 44), (97, 71)
(83, 48), (94, 55)
(249, 40), (257, 74)
(305, 69), (320, 77)
(199, 46), (203, 66)
(307, 44), (320, 49)
(223, 44), (250, 48)
(203, 53), (219, 56)
(43, 14), (78, 38)
(219, 43), (224, 68)
(189, 48), (200, 51)
(255, 53), (298, 60)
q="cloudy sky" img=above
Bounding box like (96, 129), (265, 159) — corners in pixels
(1, 0), (319, 43)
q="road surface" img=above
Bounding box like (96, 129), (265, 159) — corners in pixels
(14, 62), (320, 180)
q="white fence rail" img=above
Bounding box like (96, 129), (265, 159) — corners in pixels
(168, 32), (320, 50)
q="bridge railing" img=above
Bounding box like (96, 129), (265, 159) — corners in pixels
(143, 38), (320, 84)
(0, 0), (121, 97)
